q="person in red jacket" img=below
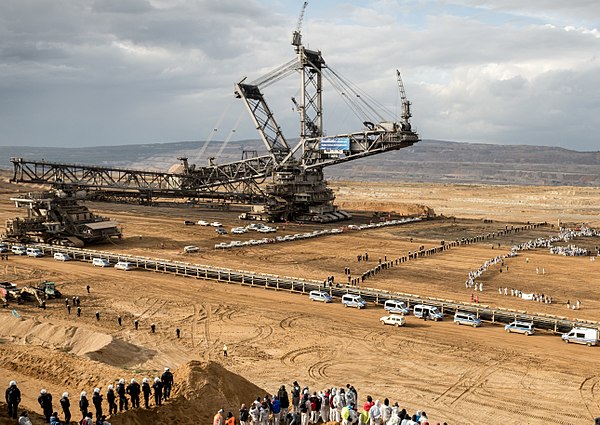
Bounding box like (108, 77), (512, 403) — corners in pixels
(363, 395), (374, 412)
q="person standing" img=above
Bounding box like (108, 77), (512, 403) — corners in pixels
(116, 378), (128, 412)
(5, 380), (21, 419)
(291, 381), (300, 413)
(161, 367), (173, 400)
(272, 395), (281, 425)
(79, 391), (89, 423)
(176, 328), (180, 338)
(92, 388), (103, 420)
(106, 386), (117, 416)
(150, 323), (156, 334)
(38, 389), (53, 423)
(249, 401), (260, 425)
(95, 311), (100, 321)
(134, 319), (139, 330)
(223, 344), (228, 357)
(127, 379), (140, 409)
(67, 304), (71, 315)
(60, 392), (71, 425)
(214, 408), (225, 425)
(141, 378), (152, 409)
(226, 412), (236, 425)
(152, 377), (163, 406)
(239, 403), (249, 425)
(277, 385), (289, 418)
(76, 307), (81, 317)
(117, 316), (122, 326)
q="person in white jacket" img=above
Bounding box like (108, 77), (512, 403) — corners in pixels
(249, 401), (260, 425)
(319, 391), (329, 424)
(369, 400), (381, 425)
(381, 399), (392, 424)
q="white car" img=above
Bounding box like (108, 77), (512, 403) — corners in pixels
(92, 258), (110, 267)
(11, 245), (26, 255)
(231, 227), (247, 234)
(53, 252), (71, 261)
(257, 226), (276, 233)
(380, 314), (406, 327)
(26, 247), (44, 257)
(114, 261), (135, 271)
(210, 221), (223, 227)
(183, 245), (199, 253)
(197, 220), (210, 226)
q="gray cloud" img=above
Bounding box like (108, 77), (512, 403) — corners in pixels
(0, 0), (598, 152)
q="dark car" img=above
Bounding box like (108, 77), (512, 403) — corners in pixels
(215, 228), (227, 235)
(184, 220), (195, 226)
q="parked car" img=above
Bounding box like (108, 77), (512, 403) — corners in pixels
(92, 258), (111, 267)
(53, 252), (71, 261)
(231, 227), (247, 234)
(341, 294), (366, 309)
(413, 304), (443, 321)
(453, 311), (482, 327)
(561, 327), (598, 346)
(308, 290), (333, 303)
(504, 321), (535, 336)
(384, 299), (410, 315)
(215, 228), (227, 235)
(11, 245), (26, 255)
(184, 220), (195, 226)
(183, 245), (199, 253)
(114, 261), (135, 271)
(210, 221), (223, 227)
(0, 243), (8, 253)
(197, 220), (210, 226)
(380, 314), (406, 327)
(26, 247), (44, 257)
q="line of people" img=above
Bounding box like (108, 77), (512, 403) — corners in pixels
(5, 367), (174, 424)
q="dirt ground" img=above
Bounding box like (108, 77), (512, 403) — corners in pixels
(1, 179), (600, 425)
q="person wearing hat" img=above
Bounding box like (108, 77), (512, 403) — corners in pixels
(79, 391), (89, 423)
(106, 385), (117, 416)
(18, 411), (32, 425)
(214, 408), (225, 425)
(141, 378), (152, 409)
(5, 380), (21, 419)
(60, 392), (71, 425)
(116, 378), (128, 412)
(152, 377), (163, 406)
(161, 367), (174, 400)
(38, 388), (53, 423)
(92, 388), (103, 420)
(127, 378), (141, 409)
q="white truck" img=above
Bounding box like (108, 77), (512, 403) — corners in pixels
(561, 327), (599, 346)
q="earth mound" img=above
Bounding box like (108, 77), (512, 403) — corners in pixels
(0, 316), (155, 367)
(109, 361), (266, 425)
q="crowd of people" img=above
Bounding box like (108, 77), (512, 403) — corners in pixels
(463, 225), (599, 305)
(234, 381), (447, 425)
(5, 368), (174, 424)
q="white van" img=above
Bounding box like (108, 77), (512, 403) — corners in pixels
(341, 294), (366, 309)
(11, 245), (26, 255)
(562, 327), (599, 346)
(453, 311), (482, 327)
(384, 299), (410, 315)
(26, 247), (43, 257)
(504, 321), (535, 335)
(53, 252), (71, 261)
(413, 304), (443, 321)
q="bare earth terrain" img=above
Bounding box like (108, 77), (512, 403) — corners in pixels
(1, 178), (600, 425)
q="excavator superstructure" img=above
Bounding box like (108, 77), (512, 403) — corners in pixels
(7, 3), (419, 235)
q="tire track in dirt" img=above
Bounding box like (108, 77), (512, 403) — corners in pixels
(279, 313), (306, 330)
(579, 375), (600, 419)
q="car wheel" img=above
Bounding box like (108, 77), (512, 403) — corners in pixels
(525, 332), (530, 336)
(586, 342), (591, 347)
(505, 329), (510, 333)
(473, 324), (477, 328)
(455, 321), (460, 325)
(564, 339), (569, 343)
(395, 323), (400, 327)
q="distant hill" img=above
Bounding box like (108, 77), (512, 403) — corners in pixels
(1, 139), (599, 186)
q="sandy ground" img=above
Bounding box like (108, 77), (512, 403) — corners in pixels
(1, 179), (600, 425)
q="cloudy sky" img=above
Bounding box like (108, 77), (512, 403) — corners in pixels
(1, 0), (599, 151)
